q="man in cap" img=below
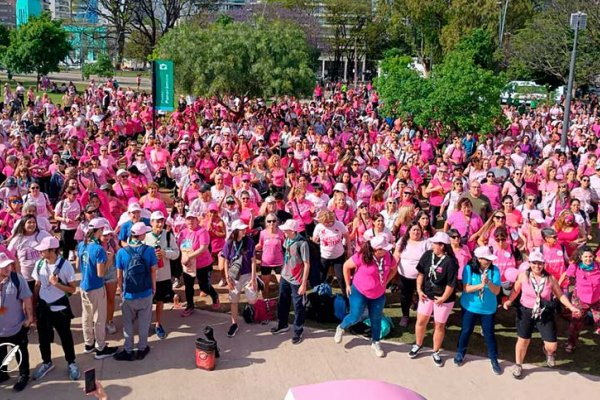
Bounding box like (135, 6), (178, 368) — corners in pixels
(76, 218), (119, 360)
(271, 219), (310, 345)
(0, 253), (33, 392)
(114, 222), (158, 361)
(118, 203), (150, 247)
(189, 184), (217, 218)
(143, 211), (179, 339)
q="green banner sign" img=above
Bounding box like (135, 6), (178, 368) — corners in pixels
(154, 60), (174, 112)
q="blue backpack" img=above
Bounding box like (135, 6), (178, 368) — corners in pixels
(363, 315), (394, 339)
(333, 294), (348, 321)
(123, 245), (152, 294)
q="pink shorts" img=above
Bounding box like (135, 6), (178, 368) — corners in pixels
(417, 298), (454, 324)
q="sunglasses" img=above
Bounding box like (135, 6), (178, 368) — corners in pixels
(495, 237), (507, 241)
(359, 204), (368, 209)
(11, 199), (23, 204)
(266, 220), (277, 223)
(494, 215), (506, 219)
(450, 236), (460, 240)
(31, 186), (40, 189)
(241, 197), (250, 200)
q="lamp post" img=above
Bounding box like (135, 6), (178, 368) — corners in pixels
(497, 0), (510, 49)
(560, 11), (587, 152)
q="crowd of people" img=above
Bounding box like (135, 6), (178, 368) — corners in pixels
(1, 77), (600, 394)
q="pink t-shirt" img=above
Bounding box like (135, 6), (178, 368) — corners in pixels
(492, 245), (517, 282)
(259, 229), (285, 267)
(178, 226), (212, 269)
(56, 198), (81, 230)
(351, 252), (394, 299)
(520, 273), (553, 309)
(566, 262), (600, 304)
(541, 244), (568, 288)
(399, 240), (430, 279)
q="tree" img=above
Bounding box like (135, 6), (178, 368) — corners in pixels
(454, 28), (496, 70)
(82, 54), (115, 79)
(506, 0), (600, 87)
(124, 30), (154, 65)
(4, 13), (72, 82)
(81, 0), (134, 69)
(154, 19), (314, 119)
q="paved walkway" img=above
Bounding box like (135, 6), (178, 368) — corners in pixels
(2, 303), (598, 400)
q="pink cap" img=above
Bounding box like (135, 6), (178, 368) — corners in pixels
(35, 236), (60, 251)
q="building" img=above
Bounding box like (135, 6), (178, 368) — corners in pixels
(15, 0), (42, 26)
(0, 0), (16, 27)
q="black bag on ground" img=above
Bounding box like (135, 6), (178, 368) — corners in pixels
(306, 291), (336, 323)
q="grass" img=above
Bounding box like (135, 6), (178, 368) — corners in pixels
(0, 75), (88, 105)
(307, 291), (600, 376)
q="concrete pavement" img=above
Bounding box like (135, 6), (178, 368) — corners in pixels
(2, 301), (598, 400)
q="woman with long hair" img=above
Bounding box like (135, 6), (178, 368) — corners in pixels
(99, 224), (119, 335)
(54, 186), (81, 260)
(545, 181), (571, 223)
(394, 222), (431, 327)
(554, 210), (586, 258)
(447, 228), (472, 288)
(166, 197), (186, 288)
(313, 210), (351, 296)
(351, 200), (372, 250)
(408, 232), (459, 367)
(139, 182), (168, 217)
(256, 212), (285, 298)
(502, 250), (580, 378)
(424, 164), (452, 222)
(0, 195), (23, 240)
(334, 236), (398, 357)
(481, 171), (502, 210)
(22, 181), (53, 219)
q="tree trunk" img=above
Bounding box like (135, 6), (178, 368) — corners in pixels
(115, 30), (126, 70)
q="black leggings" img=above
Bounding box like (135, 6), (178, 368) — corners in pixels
(398, 275), (417, 317)
(183, 265), (218, 309)
(61, 229), (77, 259)
(320, 254), (346, 296)
(171, 253), (183, 279)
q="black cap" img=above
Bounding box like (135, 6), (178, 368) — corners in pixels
(199, 184), (211, 193)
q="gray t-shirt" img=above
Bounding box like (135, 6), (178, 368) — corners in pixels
(0, 272), (32, 337)
(281, 236), (310, 285)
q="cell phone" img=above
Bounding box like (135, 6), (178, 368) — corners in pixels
(84, 368), (96, 394)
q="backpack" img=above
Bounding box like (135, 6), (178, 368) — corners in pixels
(306, 290), (336, 323)
(35, 257), (70, 297)
(363, 315), (394, 339)
(253, 298), (277, 323)
(242, 304), (255, 324)
(10, 271), (20, 296)
(333, 294), (348, 321)
(123, 245), (152, 294)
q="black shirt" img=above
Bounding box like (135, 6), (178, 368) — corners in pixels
(416, 250), (459, 302)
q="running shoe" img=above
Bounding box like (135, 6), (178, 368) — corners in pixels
(408, 344), (422, 359)
(371, 341), (384, 358)
(68, 363), (80, 381)
(32, 362), (54, 381)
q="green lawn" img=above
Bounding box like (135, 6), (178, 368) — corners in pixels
(0, 76), (88, 106)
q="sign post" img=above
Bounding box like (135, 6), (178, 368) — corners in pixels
(152, 59), (174, 136)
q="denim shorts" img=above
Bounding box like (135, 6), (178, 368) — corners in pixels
(104, 264), (117, 283)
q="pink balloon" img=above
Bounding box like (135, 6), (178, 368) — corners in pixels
(518, 262), (530, 272)
(504, 267), (519, 283)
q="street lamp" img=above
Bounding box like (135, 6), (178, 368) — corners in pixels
(497, 0), (510, 49)
(560, 11), (587, 151)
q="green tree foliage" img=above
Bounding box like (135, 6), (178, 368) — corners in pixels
(507, 0), (600, 87)
(154, 19), (314, 116)
(4, 13), (72, 79)
(454, 28), (496, 70)
(124, 30), (154, 64)
(82, 54), (115, 79)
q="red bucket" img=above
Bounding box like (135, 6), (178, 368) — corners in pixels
(195, 338), (216, 371)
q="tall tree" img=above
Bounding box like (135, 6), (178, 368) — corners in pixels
(82, 0), (134, 69)
(4, 13), (72, 83)
(507, 0), (600, 87)
(154, 19), (314, 119)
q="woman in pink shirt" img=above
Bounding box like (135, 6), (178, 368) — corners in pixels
(564, 247), (600, 352)
(503, 250), (580, 378)
(424, 165), (452, 222)
(256, 213), (285, 298)
(554, 211), (586, 258)
(481, 172), (502, 210)
(285, 188), (315, 235)
(178, 211), (219, 317)
(334, 236), (398, 357)
(54, 187), (82, 260)
(139, 182), (168, 217)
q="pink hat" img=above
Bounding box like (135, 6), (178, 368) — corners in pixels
(0, 252), (16, 269)
(279, 219), (299, 231)
(241, 174), (251, 181)
(130, 222), (151, 236)
(35, 236), (60, 251)
(208, 203), (219, 212)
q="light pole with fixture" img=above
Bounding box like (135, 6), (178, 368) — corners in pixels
(497, 0), (510, 49)
(560, 11), (587, 152)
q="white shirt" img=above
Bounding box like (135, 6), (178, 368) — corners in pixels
(31, 257), (75, 311)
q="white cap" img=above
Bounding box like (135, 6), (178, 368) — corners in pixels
(430, 232), (450, 245)
(265, 196), (276, 203)
(34, 236), (60, 251)
(231, 220), (249, 231)
(279, 219), (299, 231)
(370, 235), (393, 251)
(0, 252), (16, 269)
(474, 246), (497, 261)
(185, 211), (199, 219)
(117, 169), (128, 177)
(102, 226), (114, 235)
(528, 250), (544, 263)
(150, 211), (165, 220)
(333, 182), (348, 194)
(88, 218), (107, 230)
(130, 222), (151, 236)
(128, 203), (142, 213)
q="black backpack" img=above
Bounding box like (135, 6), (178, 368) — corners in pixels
(306, 291), (336, 323)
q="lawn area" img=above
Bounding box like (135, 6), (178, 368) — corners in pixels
(0, 75), (88, 105)
(307, 291), (600, 376)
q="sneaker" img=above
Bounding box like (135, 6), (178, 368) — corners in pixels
(217, 279), (227, 287)
(68, 363), (80, 381)
(432, 351), (443, 367)
(399, 316), (409, 328)
(371, 341), (384, 358)
(270, 325), (290, 335)
(512, 364), (523, 379)
(172, 278), (183, 288)
(227, 323), (239, 338)
(334, 325), (344, 344)
(292, 333), (303, 345)
(408, 344), (422, 359)
(113, 349), (135, 361)
(453, 353), (464, 366)
(95, 345), (118, 360)
(106, 321), (117, 335)
(211, 298), (221, 310)
(545, 350), (556, 368)
(491, 360), (502, 375)
(32, 362), (54, 381)
(565, 343), (575, 353)
(155, 324), (167, 339)
(12, 374), (28, 392)
(84, 344), (96, 354)
(181, 307), (194, 317)
(136, 346), (151, 360)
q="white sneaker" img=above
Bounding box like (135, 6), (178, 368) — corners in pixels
(371, 341), (384, 358)
(334, 325), (344, 344)
(217, 279), (227, 288)
(106, 321), (117, 335)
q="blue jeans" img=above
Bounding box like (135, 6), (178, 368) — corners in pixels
(456, 307), (498, 361)
(340, 285), (386, 341)
(277, 278), (306, 336)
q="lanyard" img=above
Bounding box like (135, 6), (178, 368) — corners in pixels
(375, 256), (385, 285)
(429, 253), (446, 280)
